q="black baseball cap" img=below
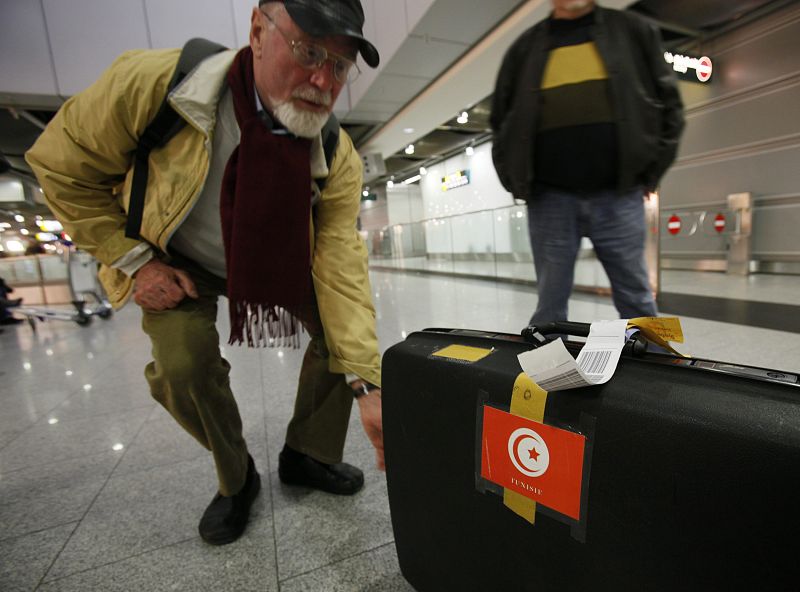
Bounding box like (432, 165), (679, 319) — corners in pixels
(259, 0), (380, 68)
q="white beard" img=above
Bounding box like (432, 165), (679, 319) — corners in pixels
(270, 87), (332, 138)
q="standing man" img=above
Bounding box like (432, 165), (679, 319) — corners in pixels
(27, 0), (384, 546)
(490, 0), (685, 326)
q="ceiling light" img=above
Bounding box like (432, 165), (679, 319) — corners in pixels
(38, 220), (63, 232)
(14, 214), (24, 223)
(387, 180), (394, 189)
(20, 228), (30, 235)
(5, 240), (25, 252)
(403, 127), (415, 134)
(403, 175), (421, 185)
(457, 111), (469, 124)
(404, 144), (415, 155)
(466, 146), (475, 156)
(362, 190), (369, 197)
(420, 167), (427, 176)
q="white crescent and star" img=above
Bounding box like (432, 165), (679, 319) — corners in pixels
(507, 427), (550, 477)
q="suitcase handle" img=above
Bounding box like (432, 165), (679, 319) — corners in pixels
(522, 322), (591, 341)
(522, 322), (650, 357)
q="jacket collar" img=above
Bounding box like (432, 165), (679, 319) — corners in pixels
(168, 48), (329, 178)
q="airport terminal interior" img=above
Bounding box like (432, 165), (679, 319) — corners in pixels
(2, 0), (800, 590)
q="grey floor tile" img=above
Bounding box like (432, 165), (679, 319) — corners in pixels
(38, 519), (277, 592)
(111, 416), (211, 477)
(272, 446), (393, 581)
(44, 454), (270, 581)
(279, 543), (414, 592)
(0, 385), (78, 426)
(0, 523), (77, 592)
(0, 452), (119, 540)
(0, 408), (151, 474)
(46, 387), (155, 423)
(0, 424), (26, 451)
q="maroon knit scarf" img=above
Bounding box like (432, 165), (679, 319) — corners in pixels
(221, 47), (313, 348)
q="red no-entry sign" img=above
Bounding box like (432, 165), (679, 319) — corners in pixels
(667, 214), (681, 235)
(714, 213), (725, 233)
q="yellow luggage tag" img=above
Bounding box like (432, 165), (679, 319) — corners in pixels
(628, 317), (689, 357)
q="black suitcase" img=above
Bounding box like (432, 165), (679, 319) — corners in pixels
(382, 324), (800, 592)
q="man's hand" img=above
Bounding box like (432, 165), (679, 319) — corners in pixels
(133, 259), (198, 311)
(356, 390), (384, 471)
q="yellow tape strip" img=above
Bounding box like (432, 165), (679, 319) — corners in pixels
(503, 372), (549, 524)
(432, 344), (494, 363)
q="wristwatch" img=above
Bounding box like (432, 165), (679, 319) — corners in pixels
(351, 380), (380, 399)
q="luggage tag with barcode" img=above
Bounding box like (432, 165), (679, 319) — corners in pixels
(517, 319), (627, 391)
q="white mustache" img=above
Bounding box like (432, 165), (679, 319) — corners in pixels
(292, 87), (332, 107)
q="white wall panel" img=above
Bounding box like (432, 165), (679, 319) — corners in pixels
(44, 0), (150, 96)
(145, 0), (236, 49)
(0, 0), (58, 95)
(231, 0), (257, 48)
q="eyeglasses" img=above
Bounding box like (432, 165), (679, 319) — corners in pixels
(261, 10), (361, 84)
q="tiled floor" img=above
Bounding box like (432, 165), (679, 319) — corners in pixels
(1, 269), (799, 591)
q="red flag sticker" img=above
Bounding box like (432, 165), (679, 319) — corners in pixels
(481, 406), (586, 521)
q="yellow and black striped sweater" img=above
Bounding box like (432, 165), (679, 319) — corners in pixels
(535, 12), (618, 192)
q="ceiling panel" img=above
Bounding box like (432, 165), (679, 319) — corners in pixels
(383, 35), (469, 79)
(412, 0), (528, 45)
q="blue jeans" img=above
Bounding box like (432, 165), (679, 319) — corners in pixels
(527, 187), (657, 326)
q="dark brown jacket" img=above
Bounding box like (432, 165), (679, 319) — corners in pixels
(490, 6), (685, 199)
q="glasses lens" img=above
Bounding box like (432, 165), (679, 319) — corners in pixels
(292, 38), (360, 84)
(294, 42), (325, 68)
(333, 60), (351, 83)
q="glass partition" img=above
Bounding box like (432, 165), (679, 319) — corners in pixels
(0, 253), (71, 304)
(366, 203), (625, 294)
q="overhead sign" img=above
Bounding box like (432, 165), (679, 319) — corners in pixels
(664, 51), (713, 83)
(441, 170), (470, 192)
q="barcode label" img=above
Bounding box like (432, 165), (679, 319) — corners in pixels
(578, 349), (613, 377)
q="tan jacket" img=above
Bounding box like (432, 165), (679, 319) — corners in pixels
(26, 48), (381, 385)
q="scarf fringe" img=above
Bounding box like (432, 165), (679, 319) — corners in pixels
(228, 301), (303, 349)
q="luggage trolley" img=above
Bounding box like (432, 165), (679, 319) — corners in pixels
(16, 248), (113, 328)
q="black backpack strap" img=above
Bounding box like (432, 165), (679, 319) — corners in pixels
(316, 114), (340, 193)
(125, 38), (226, 240)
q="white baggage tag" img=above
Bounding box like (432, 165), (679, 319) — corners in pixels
(517, 319), (628, 392)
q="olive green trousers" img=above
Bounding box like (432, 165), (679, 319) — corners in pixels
(140, 258), (354, 496)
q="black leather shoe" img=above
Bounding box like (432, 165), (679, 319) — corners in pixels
(199, 455), (261, 545)
(278, 445), (364, 495)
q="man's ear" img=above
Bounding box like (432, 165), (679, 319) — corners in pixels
(250, 7), (265, 58)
